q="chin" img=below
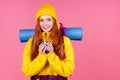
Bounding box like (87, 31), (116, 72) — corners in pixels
(44, 30), (50, 32)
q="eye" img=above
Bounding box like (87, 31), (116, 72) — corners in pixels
(40, 19), (44, 22)
(47, 18), (52, 21)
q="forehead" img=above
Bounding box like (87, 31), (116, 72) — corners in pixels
(40, 15), (52, 19)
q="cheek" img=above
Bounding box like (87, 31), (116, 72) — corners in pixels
(40, 22), (43, 26)
(50, 21), (53, 26)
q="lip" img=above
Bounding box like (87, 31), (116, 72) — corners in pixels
(43, 26), (50, 30)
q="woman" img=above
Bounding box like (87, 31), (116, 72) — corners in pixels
(21, 3), (74, 80)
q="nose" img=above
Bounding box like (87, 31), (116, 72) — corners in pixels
(43, 21), (49, 26)
(43, 23), (49, 27)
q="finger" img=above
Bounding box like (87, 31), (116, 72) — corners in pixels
(39, 42), (46, 49)
(39, 43), (43, 48)
(46, 42), (53, 48)
(39, 43), (46, 53)
(39, 45), (44, 51)
(42, 47), (46, 53)
(46, 46), (53, 52)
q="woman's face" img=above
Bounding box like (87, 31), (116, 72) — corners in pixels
(39, 15), (53, 32)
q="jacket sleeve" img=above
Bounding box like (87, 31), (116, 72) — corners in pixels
(21, 38), (47, 77)
(47, 36), (74, 77)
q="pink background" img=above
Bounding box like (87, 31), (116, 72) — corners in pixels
(0, 0), (120, 80)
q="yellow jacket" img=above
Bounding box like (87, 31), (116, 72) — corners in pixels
(21, 36), (74, 77)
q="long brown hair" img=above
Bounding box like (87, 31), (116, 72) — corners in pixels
(31, 17), (65, 60)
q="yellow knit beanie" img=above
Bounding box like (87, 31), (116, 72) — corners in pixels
(36, 3), (60, 29)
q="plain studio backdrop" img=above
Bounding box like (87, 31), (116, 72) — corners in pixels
(0, 0), (120, 80)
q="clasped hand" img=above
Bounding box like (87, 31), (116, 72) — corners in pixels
(39, 41), (54, 54)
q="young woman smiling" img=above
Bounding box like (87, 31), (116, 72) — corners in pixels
(21, 3), (74, 80)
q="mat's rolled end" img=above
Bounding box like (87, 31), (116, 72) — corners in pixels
(19, 29), (34, 42)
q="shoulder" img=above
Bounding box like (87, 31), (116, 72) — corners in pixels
(25, 37), (33, 46)
(23, 37), (33, 52)
(63, 36), (72, 45)
(63, 36), (70, 42)
(27, 37), (33, 42)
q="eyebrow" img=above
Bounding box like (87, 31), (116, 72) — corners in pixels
(39, 16), (53, 20)
(48, 17), (52, 19)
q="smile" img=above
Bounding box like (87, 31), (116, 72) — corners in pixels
(42, 26), (50, 30)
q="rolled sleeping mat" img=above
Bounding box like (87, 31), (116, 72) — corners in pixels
(19, 27), (82, 42)
(65, 27), (82, 41)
